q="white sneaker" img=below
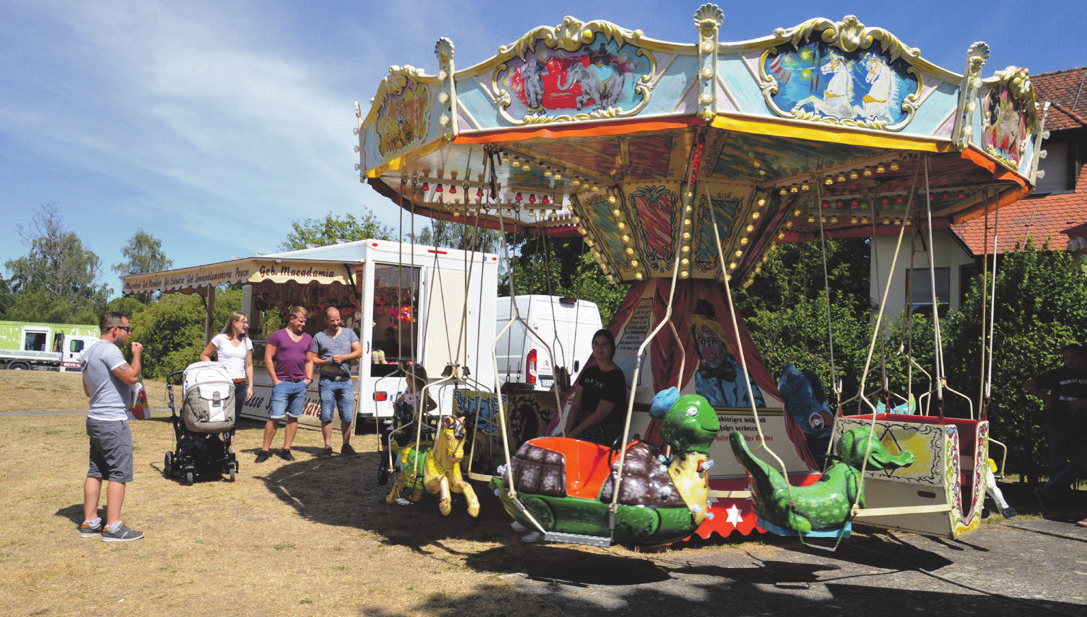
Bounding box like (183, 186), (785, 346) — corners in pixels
(510, 521), (528, 533)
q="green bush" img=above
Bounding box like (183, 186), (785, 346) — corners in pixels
(126, 287), (243, 379)
(945, 241), (1087, 480)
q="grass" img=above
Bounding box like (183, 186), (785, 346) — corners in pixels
(0, 371), (707, 616)
(0, 370), (1066, 616)
(0, 371), (583, 616)
(0, 370), (170, 413)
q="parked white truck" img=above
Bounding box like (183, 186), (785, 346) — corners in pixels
(0, 321), (100, 371)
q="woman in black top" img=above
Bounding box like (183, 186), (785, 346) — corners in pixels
(565, 329), (627, 446)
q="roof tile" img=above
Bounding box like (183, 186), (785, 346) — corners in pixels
(1032, 67), (1087, 131)
(952, 163), (1087, 255)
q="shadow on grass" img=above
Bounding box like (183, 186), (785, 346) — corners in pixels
(55, 503), (83, 526)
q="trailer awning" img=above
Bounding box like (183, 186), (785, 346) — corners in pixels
(121, 258), (354, 295)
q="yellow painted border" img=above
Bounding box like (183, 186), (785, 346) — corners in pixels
(710, 115), (952, 152)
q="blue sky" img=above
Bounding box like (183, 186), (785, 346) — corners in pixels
(2, 0), (1083, 297)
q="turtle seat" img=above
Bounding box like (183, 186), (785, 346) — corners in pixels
(511, 437), (635, 499)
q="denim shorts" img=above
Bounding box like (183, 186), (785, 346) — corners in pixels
(86, 418), (134, 483)
(319, 378), (354, 423)
(269, 380), (308, 419)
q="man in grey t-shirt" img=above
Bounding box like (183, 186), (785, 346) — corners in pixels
(79, 312), (144, 542)
(310, 307), (362, 457)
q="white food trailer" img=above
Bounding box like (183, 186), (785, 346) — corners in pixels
(122, 240), (499, 428)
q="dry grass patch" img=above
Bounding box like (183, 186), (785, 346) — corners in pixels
(0, 370), (170, 413)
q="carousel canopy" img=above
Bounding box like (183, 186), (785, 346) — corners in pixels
(356, 5), (1045, 285)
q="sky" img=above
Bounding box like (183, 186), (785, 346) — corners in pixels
(1, 0), (1084, 297)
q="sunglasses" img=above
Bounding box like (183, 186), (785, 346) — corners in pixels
(115, 326), (132, 332)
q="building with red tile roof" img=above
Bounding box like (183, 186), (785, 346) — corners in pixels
(871, 67), (1087, 318)
(953, 67), (1087, 256)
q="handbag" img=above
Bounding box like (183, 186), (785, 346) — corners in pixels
(127, 379), (151, 420)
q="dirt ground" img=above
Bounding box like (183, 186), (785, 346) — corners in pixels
(2, 372), (1084, 617)
(0, 372), (690, 616)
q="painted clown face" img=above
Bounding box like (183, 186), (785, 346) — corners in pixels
(696, 325), (727, 369)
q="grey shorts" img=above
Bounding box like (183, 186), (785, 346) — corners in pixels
(87, 418), (134, 483)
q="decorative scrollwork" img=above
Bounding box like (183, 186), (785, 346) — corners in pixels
(980, 66), (1040, 169)
(695, 4), (722, 121)
(371, 67), (433, 158)
(694, 4), (725, 33)
(501, 16), (644, 59)
(772, 15), (920, 66)
(435, 38), (454, 63)
(758, 16), (927, 132)
(954, 42), (991, 150)
(491, 17), (655, 126)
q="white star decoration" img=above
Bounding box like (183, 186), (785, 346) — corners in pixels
(726, 504), (744, 526)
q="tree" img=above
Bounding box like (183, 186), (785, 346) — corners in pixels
(129, 287), (243, 378)
(106, 295), (149, 323)
(736, 238), (877, 398)
(281, 211), (393, 251)
(414, 219), (502, 254)
(113, 229), (172, 277)
(944, 240), (1087, 480)
(3, 203), (108, 323)
(500, 235), (629, 326)
(113, 229), (172, 304)
(0, 277), (12, 318)
(735, 238), (871, 321)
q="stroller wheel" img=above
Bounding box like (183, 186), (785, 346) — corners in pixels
(184, 470), (195, 486)
(228, 466), (236, 482)
(164, 452), (174, 478)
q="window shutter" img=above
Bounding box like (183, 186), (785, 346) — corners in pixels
(908, 268), (950, 309)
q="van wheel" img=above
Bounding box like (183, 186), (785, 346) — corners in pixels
(9, 362), (29, 371)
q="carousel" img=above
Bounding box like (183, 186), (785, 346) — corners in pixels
(355, 5), (1044, 545)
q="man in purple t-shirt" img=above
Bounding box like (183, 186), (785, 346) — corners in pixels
(256, 306), (314, 463)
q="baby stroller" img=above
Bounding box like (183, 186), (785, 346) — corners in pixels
(164, 361), (239, 484)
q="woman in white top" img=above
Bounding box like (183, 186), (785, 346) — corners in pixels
(200, 311), (254, 443)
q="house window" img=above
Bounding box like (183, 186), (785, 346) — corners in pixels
(907, 267), (950, 316)
(1035, 140), (1073, 194)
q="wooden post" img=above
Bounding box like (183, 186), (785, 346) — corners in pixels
(205, 285), (216, 345)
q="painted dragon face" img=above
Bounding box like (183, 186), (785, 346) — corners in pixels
(661, 394), (720, 455)
(837, 427), (915, 470)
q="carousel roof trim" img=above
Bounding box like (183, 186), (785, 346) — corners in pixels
(355, 4), (1045, 285)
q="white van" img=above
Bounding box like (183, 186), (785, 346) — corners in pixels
(495, 295), (602, 391)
